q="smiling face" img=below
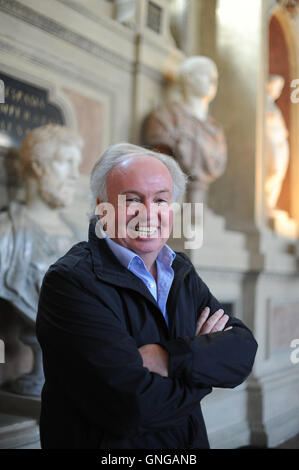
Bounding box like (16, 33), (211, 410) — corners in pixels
(102, 155), (174, 264)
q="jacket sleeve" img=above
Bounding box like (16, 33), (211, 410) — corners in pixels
(36, 266), (211, 438)
(162, 268), (258, 388)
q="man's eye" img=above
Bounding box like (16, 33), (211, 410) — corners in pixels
(126, 198), (140, 203)
(155, 199), (168, 205)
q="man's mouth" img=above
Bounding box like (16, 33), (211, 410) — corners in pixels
(134, 225), (158, 237)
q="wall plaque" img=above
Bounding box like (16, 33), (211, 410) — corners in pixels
(0, 72), (65, 149)
(147, 1), (163, 33)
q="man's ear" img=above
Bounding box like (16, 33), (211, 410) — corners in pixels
(95, 198), (103, 217)
(31, 160), (44, 179)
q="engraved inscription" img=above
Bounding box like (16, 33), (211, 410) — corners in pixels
(0, 72), (64, 148)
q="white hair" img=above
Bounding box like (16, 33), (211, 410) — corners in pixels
(89, 142), (187, 219)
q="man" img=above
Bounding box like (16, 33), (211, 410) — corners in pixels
(36, 142), (257, 449)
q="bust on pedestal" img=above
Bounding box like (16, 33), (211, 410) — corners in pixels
(142, 55), (227, 204)
(142, 56), (248, 269)
(0, 124), (83, 396)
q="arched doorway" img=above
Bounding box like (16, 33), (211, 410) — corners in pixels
(267, 7), (299, 237)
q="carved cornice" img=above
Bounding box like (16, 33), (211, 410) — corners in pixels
(0, 0), (175, 83)
(57, 0), (134, 41)
(0, 34), (117, 143)
(0, 36), (117, 97)
(0, 0), (134, 73)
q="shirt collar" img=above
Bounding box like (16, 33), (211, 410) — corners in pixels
(103, 231), (176, 270)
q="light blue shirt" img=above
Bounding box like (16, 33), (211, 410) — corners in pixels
(105, 237), (176, 327)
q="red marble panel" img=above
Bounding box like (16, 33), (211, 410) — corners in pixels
(62, 88), (103, 175)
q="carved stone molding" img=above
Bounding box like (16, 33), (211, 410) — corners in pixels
(0, 0), (134, 73)
(0, 37), (117, 98)
(0, 36), (117, 146)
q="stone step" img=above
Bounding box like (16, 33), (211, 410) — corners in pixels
(0, 412), (40, 449)
(0, 389), (41, 420)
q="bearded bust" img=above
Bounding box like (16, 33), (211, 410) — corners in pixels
(0, 124), (83, 395)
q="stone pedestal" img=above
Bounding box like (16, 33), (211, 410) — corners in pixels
(0, 413), (40, 449)
(268, 209), (298, 239)
(0, 390), (40, 448)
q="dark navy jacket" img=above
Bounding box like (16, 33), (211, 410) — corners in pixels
(36, 220), (258, 449)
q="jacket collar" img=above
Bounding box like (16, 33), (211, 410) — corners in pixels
(88, 218), (193, 338)
(88, 218), (192, 295)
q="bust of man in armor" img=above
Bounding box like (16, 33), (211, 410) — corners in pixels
(142, 55), (227, 203)
(0, 124), (83, 395)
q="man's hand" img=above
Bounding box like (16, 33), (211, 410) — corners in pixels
(138, 308), (232, 377)
(138, 344), (169, 377)
(195, 307), (232, 336)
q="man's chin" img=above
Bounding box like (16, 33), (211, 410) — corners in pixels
(125, 236), (168, 252)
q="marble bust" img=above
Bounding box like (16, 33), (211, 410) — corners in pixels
(142, 55), (227, 202)
(265, 74), (289, 211)
(0, 124), (83, 395)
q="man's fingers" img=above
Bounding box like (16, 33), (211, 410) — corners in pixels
(210, 314), (229, 333)
(199, 309), (224, 335)
(195, 307), (210, 335)
(196, 308), (231, 336)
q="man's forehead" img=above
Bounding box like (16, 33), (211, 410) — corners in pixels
(121, 188), (171, 195)
(109, 155), (171, 178)
(106, 156), (173, 197)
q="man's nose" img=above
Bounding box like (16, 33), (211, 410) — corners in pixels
(139, 200), (158, 222)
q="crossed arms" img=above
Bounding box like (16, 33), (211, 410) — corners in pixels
(139, 307), (232, 377)
(37, 266), (258, 436)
